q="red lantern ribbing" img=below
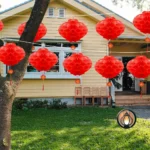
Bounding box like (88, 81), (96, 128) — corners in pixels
(0, 20), (4, 31)
(29, 48), (58, 72)
(0, 43), (25, 85)
(0, 43), (25, 66)
(18, 23), (47, 42)
(95, 56), (124, 79)
(29, 48), (58, 90)
(127, 55), (150, 78)
(133, 11), (150, 34)
(96, 17), (125, 40)
(63, 53), (92, 76)
(58, 19), (88, 42)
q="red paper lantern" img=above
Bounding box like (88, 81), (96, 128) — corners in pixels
(95, 56), (124, 79)
(127, 55), (150, 78)
(58, 19), (88, 42)
(0, 43), (25, 66)
(133, 11), (150, 34)
(29, 48), (58, 71)
(63, 53), (92, 76)
(96, 17), (125, 40)
(18, 23), (47, 42)
(0, 20), (4, 31)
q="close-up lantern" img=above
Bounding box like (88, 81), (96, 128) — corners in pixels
(117, 109), (136, 129)
(133, 11), (150, 34)
(127, 55), (150, 97)
(29, 47), (58, 90)
(95, 56), (124, 79)
(0, 43), (25, 84)
(95, 56), (124, 97)
(0, 20), (4, 31)
(58, 19), (88, 50)
(18, 23), (47, 42)
(133, 11), (150, 49)
(96, 17), (125, 51)
(63, 53), (92, 76)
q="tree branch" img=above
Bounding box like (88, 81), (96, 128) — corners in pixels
(9, 0), (50, 86)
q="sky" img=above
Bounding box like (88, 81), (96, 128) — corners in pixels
(0, 0), (141, 22)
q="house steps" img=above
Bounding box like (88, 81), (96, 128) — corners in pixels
(115, 95), (150, 106)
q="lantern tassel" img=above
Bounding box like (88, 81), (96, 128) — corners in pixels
(42, 79), (45, 91)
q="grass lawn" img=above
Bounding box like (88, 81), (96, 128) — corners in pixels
(12, 107), (150, 150)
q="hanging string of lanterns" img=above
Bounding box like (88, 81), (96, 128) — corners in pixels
(1, 13), (150, 98)
(29, 47), (58, 90)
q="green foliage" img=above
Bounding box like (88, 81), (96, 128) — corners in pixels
(11, 107), (150, 150)
(111, 0), (149, 10)
(48, 98), (67, 109)
(13, 98), (67, 110)
(13, 99), (27, 110)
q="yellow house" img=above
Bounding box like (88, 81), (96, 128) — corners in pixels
(0, 0), (148, 105)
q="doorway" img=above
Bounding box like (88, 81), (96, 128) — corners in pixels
(122, 57), (135, 91)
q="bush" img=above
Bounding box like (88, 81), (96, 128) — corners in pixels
(13, 98), (67, 110)
(13, 99), (27, 109)
(25, 100), (48, 109)
(48, 99), (67, 109)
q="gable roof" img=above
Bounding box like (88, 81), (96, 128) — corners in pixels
(0, 0), (143, 35)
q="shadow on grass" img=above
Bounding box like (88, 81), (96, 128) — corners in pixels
(11, 107), (150, 150)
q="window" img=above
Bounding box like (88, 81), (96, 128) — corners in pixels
(23, 42), (81, 79)
(58, 8), (65, 18)
(48, 8), (54, 17)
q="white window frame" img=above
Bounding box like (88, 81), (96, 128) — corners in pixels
(48, 7), (55, 17)
(58, 8), (65, 18)
(23, 42), (81, 79)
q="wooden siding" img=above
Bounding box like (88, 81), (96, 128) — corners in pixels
(0, 0), (143, 98)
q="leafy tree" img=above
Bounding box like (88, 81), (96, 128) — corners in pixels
(0, 0), (50, 149)
(111, 0), (150, 10)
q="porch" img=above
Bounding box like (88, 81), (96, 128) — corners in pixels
(115, 94), (150, 106)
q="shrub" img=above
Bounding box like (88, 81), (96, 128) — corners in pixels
(48, 98), (67, 109)
(13, 98), (27, 109)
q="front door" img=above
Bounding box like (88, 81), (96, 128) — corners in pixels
(122, 57), (135, 91)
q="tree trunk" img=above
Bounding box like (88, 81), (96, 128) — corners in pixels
(0, 0), (50, 149)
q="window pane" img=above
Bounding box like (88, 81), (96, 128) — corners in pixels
(64, 52), (72, 72)
(27, 65), (39, 72)
(63, 43), (78, 48)
(49, 8), (54, 17)
(59, 9), (65, 18)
